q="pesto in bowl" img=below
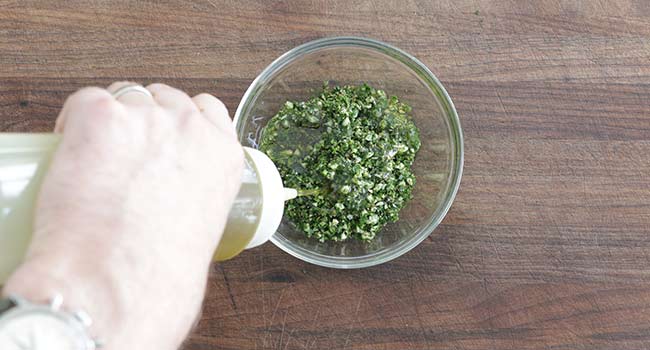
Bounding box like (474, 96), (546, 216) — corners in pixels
(259, 84), (420, 242)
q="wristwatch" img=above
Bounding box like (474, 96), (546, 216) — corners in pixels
(0, 295), (100, 349)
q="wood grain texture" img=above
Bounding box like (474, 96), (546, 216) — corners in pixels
(1, 0), (650, 349)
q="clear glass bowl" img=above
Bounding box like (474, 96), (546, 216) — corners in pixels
(234, 37), (463, 268)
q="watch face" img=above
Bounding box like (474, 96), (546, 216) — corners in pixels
(0, 311), (81, 350)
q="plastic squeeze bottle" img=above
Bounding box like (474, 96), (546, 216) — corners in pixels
(0, 133), (295, 284)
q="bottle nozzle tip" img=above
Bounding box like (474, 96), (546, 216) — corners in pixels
(283, 188), (298, 201)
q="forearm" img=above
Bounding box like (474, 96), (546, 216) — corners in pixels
(2, 240), (203, 349)
(2, 255), (124, 340)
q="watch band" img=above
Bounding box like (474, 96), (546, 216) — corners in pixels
(0, 298), (16, 314)
(0, 294), (101, 349)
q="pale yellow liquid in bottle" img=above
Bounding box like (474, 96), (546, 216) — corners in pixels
(213, 156), (263, 260)
(0, 134), (58, 284)
(0, 134), (266, 284)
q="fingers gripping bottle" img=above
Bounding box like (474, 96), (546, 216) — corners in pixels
(0, 134), (296, 284)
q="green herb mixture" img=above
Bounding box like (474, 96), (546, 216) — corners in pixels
(259, 84), (420, 242)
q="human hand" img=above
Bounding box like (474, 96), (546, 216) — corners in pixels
(3, 82), (244, 349)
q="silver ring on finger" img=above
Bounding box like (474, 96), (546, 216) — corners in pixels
(111, 84), (153, 100)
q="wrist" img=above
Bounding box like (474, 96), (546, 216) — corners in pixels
(2, 246), (201, 350)
(1, 253), (126, 346)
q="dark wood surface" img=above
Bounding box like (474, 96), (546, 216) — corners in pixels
(2, 1), (650, 349)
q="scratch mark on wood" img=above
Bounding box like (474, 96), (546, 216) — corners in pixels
(219, 264), (238, 312)
(495, 89), (509, 117)
(278, 310), (288, 350)
(409, 279), (431, 349)
(343, 295), (364, 349)
(270, 287), (288, 326)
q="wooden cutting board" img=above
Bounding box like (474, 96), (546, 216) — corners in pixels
(1, 1), (649, 349)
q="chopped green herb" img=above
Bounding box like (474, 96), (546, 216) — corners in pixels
(260, 84), (420, 242)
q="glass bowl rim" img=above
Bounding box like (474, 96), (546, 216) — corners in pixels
(233, 36), (464, 269)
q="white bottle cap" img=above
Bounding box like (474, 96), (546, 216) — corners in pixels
(243, 147), (294, 249)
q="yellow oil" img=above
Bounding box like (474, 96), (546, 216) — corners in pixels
(213, 155), (263, 261)
(0, 134), (59, 284)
